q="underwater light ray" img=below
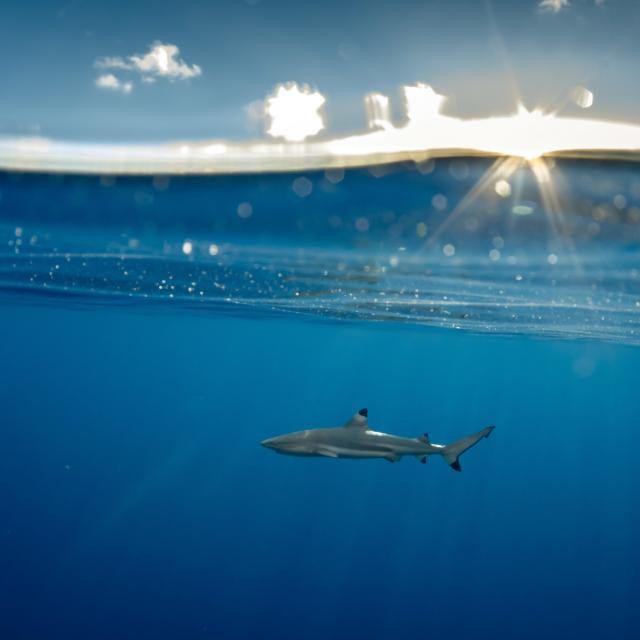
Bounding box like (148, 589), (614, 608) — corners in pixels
(503, 166), (526, 240)
(529, 157), (584, 278)
(425, 156), (523, 247)
(529, 158), (562, 238)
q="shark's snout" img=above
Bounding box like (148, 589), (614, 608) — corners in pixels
(261, 433), (303, 453)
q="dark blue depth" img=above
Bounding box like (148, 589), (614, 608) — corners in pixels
(0, 301), (638, 639)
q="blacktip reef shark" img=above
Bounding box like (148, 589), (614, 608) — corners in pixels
(261, 408), (494, 471)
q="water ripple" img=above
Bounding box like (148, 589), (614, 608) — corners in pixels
(1, 244), (639, 345)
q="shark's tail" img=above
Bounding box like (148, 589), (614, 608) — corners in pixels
(429, 426), (495, 471)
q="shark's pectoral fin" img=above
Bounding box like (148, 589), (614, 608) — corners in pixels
(316, 448), (339, 458)
(384, 454), (401, 463)
(418, 456), (427, 464)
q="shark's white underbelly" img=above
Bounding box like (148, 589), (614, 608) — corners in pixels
(314, 441), (421, 460)
(321, 446), (388, 459)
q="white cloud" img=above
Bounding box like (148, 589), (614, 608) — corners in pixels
(538, 0), (570, 11)
(95, 42), (202, 81)
(95, 73), (133, 94)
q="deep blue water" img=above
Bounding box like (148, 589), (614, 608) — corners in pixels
(1, 159), (640, 638)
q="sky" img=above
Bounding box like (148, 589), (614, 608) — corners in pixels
(0, 0), (639, 142)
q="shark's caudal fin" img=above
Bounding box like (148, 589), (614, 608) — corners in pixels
(440, 426), (495, 472)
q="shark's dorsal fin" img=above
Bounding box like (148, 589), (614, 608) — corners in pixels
(343, 408), (368, 428)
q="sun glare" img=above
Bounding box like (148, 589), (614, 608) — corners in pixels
(328, 86), (624, 161)
(3, 82), (640, 174)
(265, 83), (326, 142)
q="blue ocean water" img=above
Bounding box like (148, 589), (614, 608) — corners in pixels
(1, 159), (639, 639)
